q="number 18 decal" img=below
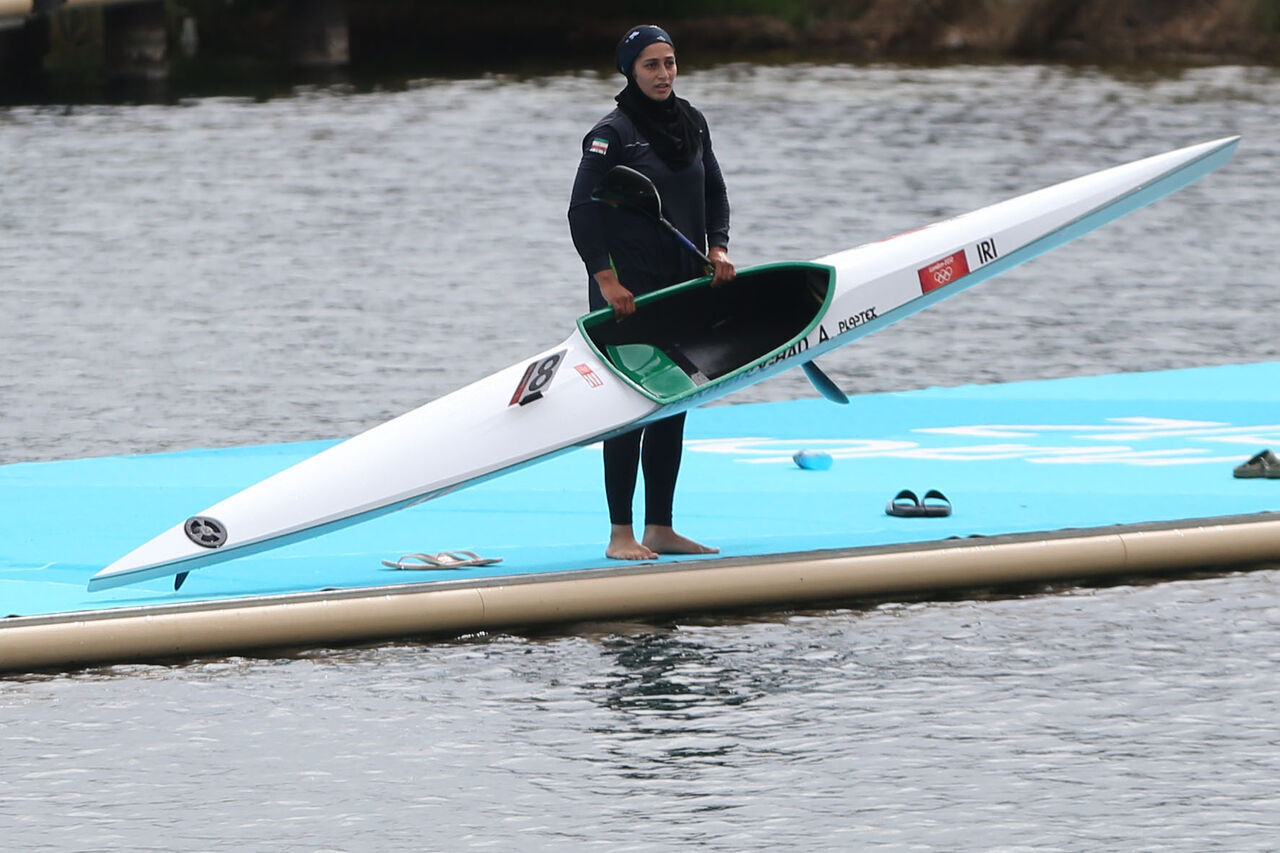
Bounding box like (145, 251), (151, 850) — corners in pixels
(509, 349), (566, 406)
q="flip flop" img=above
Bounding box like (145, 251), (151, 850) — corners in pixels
(381, 551), (503, 570)
(885, 488), (952, 518)
(921, 489), (952, 517)
(1233, 449), (1280, 479)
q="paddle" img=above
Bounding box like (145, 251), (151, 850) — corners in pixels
(592, 165), (714, 268)
(592, 165), (848, 404)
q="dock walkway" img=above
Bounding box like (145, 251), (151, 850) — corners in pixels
(3, 361), (1278, 672)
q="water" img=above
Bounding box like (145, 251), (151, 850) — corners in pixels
(2, 63), (1279, 848)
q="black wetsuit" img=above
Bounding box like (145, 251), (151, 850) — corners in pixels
(567, 105), (730, 528)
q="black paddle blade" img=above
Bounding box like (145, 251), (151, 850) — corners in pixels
(593, 165), (712, 267)
(591, 165), (662, 219)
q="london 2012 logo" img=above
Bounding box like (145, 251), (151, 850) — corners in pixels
(917, 250), (971, 294)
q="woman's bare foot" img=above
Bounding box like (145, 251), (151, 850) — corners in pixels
(642, 525), (719, 555)
(606, 524), (659, 560)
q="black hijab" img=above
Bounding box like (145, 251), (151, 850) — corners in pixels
(614, 81), (701, 171)
(612, 25), (700, 171)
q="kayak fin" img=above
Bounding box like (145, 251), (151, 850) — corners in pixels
(802, 360), (849, 404)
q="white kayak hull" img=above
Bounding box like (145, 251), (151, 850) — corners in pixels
(88, 136), (1239, 591)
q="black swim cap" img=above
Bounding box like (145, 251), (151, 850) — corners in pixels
(616, 25), (673, 77)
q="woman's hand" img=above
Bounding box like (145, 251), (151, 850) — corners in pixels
(594, 269), (637, 317)
(708, 246), (736, 287)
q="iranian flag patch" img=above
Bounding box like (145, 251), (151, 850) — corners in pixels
(589, 137), (609, 155)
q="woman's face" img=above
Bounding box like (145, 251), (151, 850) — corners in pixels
(632, 42), (677, 101)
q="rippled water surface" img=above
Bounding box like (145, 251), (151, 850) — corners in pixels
(2, 63), (1279, 848)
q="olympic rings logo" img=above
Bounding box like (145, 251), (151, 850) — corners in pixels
(918, 251), (970, 293)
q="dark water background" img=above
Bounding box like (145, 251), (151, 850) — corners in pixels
(2, 63), (1278, 848)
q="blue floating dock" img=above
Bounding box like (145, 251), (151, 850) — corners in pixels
(3, 362), (1279, 672)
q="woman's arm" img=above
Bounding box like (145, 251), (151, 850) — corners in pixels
(568, 126), (622, 284)
(701, 118), (731, 253)
(701, 117), (735, 285)
(569, 126), (640, 314)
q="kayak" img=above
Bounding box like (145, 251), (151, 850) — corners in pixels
(87, 136), (1240, 592)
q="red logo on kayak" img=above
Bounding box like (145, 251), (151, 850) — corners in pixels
(918, 251), (970, 293)
(575, 363), (603, 388)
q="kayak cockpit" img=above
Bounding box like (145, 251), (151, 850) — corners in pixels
(579, 262), (834, 403)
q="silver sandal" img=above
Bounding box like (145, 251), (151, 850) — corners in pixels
(381, 551), (503, 570)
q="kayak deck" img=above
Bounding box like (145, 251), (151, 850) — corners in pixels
(3, 361), (1279, 671)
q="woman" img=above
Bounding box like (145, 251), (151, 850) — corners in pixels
(568, 24), (736, 560)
